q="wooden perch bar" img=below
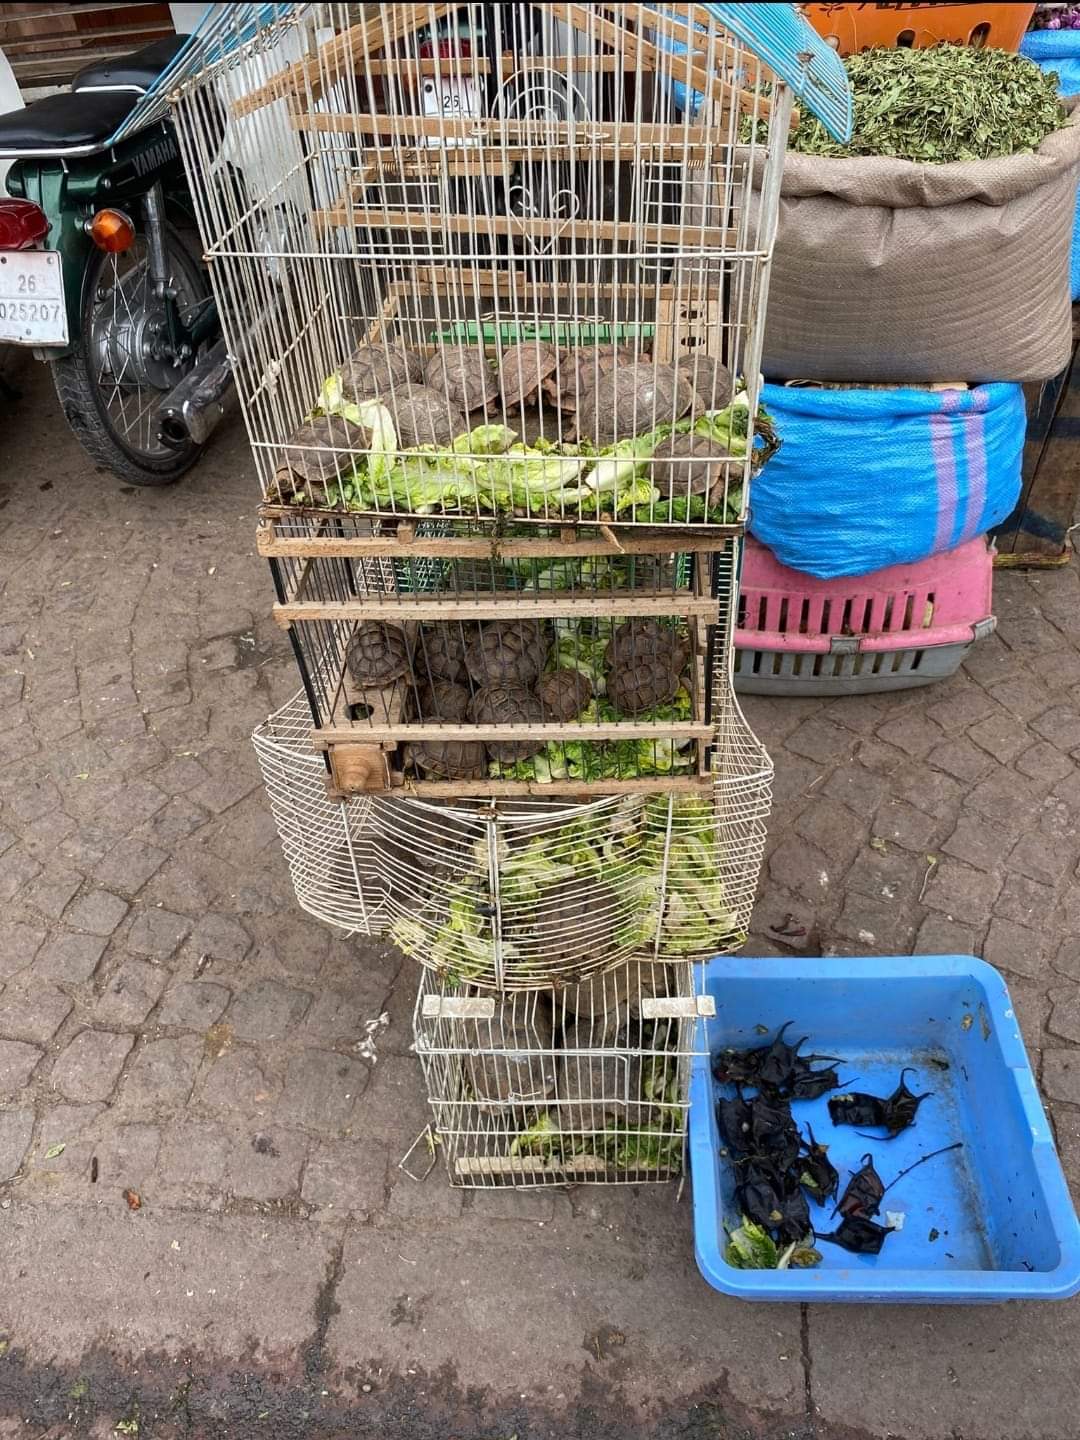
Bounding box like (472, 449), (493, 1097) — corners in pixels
(274, 592), (721, 625)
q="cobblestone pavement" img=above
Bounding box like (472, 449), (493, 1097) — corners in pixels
(0, 362), (1079, 1439)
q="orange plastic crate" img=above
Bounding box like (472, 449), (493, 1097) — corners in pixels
(803, 3), (1035, 55)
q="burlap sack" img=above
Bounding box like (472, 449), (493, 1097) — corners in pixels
(756, 97), (1080, 383)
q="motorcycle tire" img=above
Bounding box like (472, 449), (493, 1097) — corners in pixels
(51, 225), (208, 487)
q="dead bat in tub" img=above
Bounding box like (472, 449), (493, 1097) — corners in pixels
(827, 1068), (932, 1139)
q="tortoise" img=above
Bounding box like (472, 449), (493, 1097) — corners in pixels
(383, 382), (467, 448)
(338, 341), (422, 403)
(540, 344), (636, 414)
(575, 362), (696, 447)
(462, 997), (556, 1114)
(281, 414), (361, 489)
(683, 354), (733, 414)
(346, 621), (412, 689)
(556, 961), (673, 1025)
(423, 345), (500, 414)
(605, 620), (687, 716)
(464, 620), (549, 687)
(416, 680), (471, 723)
(557, 1029), (646, 1133)
(519, 877), (620, 978)
(415, 625), (469, 685)
(536, 667), (593, 721)
(649, 433), (734, 506)
(405, 738), (488, 780)
(607, 653), (684, 715)
(605, 618), (688, 670)
(500, 339), (560, 409)
(468, 683), (545, 762)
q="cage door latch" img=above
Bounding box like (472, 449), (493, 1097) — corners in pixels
(421, 996), (496, 1020)
(641, 996), (717, 1020)
(828, 635), (860, 655)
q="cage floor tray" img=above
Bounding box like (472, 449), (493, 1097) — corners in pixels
(689, 955), (1080, 1303)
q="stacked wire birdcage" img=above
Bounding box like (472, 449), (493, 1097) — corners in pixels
(170, 2), (849, 1184)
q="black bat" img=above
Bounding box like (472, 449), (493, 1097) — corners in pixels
(828, 1068), (932, 1138)
(818, 1215), (894, 1255)
(835, 1153), (885, 1220)
(798, 1124), (839, 1203)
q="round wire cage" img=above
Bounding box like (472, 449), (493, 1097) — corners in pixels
(252, 685), (772, 989)
(412, 959), (710, 1186)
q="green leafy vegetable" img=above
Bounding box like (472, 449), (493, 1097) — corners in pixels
(283, 376), (767, 520)
(725, 1217), (822, 1270)
(757, 45), (1066, 164)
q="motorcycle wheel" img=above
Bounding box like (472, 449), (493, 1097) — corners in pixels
(51, 226), (209, 486)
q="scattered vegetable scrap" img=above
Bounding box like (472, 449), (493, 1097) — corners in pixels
(122, 1188), (141, 1211)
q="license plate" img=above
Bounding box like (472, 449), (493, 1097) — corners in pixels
(0, 250), (67, 346)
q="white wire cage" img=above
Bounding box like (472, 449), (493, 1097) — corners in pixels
(169, 2), (802, 527)
(412, 958), (712, 1185)
(252, 674), (772, 990)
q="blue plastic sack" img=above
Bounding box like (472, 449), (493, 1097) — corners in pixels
(750, 384), (1026, 579)
(1022, 31), (1080, 300)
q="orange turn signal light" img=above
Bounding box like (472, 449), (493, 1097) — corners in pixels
(88, 208), (136, 254)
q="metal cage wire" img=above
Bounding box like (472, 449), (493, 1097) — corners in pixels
(251, 646), (771, 991)
(168, 2), (802, 526)
(412, 957), (711, 1185)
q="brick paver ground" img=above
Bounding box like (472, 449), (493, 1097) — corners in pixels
(1, 363), (1079, 1438)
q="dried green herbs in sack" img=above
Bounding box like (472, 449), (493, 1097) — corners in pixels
(773, 46), (1066, 164)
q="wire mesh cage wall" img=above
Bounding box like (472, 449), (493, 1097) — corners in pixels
(261, 515), (743, 797)
(252, 682), (771, 991)
(169, 2), (798, 528)
(413, 959), (712, 1185)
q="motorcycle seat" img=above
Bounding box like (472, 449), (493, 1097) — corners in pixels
(73, 35), (189, 94)
(0, 91), (134, 156)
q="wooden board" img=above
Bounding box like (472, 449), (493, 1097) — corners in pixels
(312, 199), (737, 252)
(257, 516), (736, 562)
(274, 592), (722, 625)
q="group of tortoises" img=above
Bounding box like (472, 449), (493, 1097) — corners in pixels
(283, 338), (738, 505)
(344, 614), (691, 780)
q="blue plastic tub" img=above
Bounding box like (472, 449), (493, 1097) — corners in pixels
(690, 955), (1080, 1303)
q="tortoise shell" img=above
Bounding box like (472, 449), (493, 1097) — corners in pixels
(605, 619), (689, 669)
(576, 362), (695, 447)
(406, 739), (488, 780)
(417, 680), (471, 723)
(339, 341), (421, 403)
(540, 344), (636, 413)
(415, 626), (469, 685)
(464, 621), (549, 688)
(683, 355), (733, 414)
(423, 345), (500, 413)
(536, 667), (593, 721)
(281, 414), (361, 488)
(463, 1001), (556, 1113)
(519, 879), (620, 985)
(649, 433), (733, 506)
(468, 683), (545, 762)
(500, 340), (560, 409)
(384, 383), (467, 448)
(607, 653), (683, 715)
(345, 621), (412, 688)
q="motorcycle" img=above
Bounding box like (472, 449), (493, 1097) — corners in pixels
(0, 34), (234, 485)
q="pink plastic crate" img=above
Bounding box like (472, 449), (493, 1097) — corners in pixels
(735, 536), (995, 695)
